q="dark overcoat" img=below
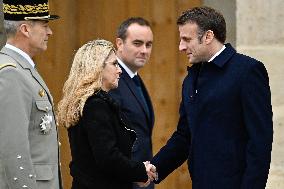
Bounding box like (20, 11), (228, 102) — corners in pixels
(151, 44), (273, 189)
(68, 91), (148, 189)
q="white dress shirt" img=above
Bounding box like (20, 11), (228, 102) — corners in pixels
(117, 57), (137, 78)
(5, 43), (35, 68)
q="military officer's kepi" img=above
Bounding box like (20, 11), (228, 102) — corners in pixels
(3, 0), (60, 21)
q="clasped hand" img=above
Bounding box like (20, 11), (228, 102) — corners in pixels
(136, 161), (158, 187)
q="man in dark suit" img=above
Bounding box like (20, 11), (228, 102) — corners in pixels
(151, 6), (273, 189)
(109, 17), (155, 189)
(0, 0), (62, 188)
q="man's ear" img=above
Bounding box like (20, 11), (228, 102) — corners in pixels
(19, 23), (31, 38)
(204, 30), (214, 44)
(116, 38), (123, 51)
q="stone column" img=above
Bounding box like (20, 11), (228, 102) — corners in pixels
(236, 1), (284, 188)
(0, 0), (6, 48)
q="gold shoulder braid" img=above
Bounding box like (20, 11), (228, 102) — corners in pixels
(0, 63), (16, 70)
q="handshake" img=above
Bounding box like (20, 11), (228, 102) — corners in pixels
(136, 161), (158, 187)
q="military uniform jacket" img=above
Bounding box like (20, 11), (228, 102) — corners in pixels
(0, 47), (62, 189)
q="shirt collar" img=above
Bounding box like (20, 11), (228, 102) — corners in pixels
(5, 43), (35, 68)
(208, 45), (226, 62)
(117, 57), (137, 78)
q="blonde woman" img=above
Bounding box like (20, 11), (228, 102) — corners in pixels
(57, 39), (156, 189)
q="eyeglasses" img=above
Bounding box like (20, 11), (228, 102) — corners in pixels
(105, 61), (120, 68)
(112, 61), (120, 68)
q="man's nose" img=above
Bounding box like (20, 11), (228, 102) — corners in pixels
(179, 40), (186, 52)
(141, 45), (147, 53)
(47, 26), (53, 35)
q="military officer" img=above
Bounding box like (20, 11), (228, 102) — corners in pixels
(0, 0), (62, 188)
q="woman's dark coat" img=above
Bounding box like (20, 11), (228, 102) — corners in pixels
(68, 90), (148, 189)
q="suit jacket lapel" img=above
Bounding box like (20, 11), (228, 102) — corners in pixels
(120, 68), (152, 123)
(1, 47), (53, 103)
(137, 74), (155, 126)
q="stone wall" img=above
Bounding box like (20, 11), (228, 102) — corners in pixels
(0, 0), (5, 48)
(203, 0), (236, 47)
(236, 1), (284, 188)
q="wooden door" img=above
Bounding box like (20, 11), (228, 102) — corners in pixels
(34, 1), (201, 188)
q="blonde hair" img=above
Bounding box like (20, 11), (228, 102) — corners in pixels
(57, 39), (115, 128)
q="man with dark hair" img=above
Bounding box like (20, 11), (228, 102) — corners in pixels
(109, 17), (155, 189)
(151, 6), (273, 189)
(0, 0), (62, 188)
